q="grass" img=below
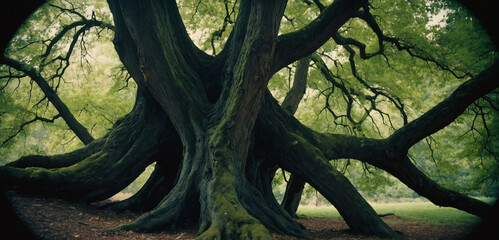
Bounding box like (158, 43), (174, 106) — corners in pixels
(296, 198), (495, 226)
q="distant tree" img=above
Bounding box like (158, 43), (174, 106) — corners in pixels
(1, 0), (498, 239)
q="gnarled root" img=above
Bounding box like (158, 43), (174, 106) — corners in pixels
(0, 90), (174, 202)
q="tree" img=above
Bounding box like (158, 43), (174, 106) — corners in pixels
(1, 0), (498, 239)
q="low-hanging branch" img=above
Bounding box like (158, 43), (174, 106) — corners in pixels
(0, 56), (95, 145)
(313, 62), (499, 217)
(387, 60), (499, 158)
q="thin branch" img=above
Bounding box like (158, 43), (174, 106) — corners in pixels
(209, 0), (236, 55)
(357, 7), (472, 79)
(41, 19), (114, 59)
(1, 114), (61, 147)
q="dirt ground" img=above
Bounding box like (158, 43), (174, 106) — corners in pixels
(1, 192), (477, 240)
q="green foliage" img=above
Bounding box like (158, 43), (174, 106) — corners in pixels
(0, 0), (136, 164)
(177, 0), (238, 55)
(267, 0), (498, 199)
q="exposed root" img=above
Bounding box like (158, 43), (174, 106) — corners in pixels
(113, 160), (201, 232)
(6, 138), (105, 169)
(1, 90), (173, 202)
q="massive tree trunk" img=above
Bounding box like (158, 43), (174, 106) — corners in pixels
(104, 0), (398, 238)
(1, 0), (497, 239)
(106, 1), (309, 238)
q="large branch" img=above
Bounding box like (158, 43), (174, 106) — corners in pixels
(1, 56), (95, 145)
(110, 0), (213, 143)
(258, 66), (496, 217)
(316, 131), (492, 217)
(387, 60), (499, 158)
(312, 62), (499, 216)
(309, 59), (499, 216)
(281, 56), (310, 114)
(268, 96), (494, 218)
(272, 0), (367, 72)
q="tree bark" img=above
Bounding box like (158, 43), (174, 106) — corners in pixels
(281, 56), (310, 114)
(107, 0), (308, 238)
(281, 174), (305, 218)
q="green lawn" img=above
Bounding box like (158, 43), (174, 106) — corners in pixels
(296, 198), (495, 226)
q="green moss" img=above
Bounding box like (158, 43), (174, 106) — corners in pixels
(198, 136), (272, 240)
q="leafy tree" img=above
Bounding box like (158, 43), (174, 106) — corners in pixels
(1, 0), (498, 239)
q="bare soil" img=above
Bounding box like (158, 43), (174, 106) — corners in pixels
(2, 192), (476, 240)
